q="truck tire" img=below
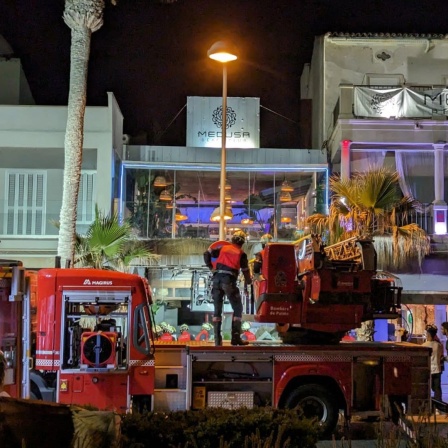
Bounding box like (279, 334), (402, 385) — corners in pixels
(284, 384), (339, 437)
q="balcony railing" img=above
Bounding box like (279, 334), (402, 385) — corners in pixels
(395, 204), (433, 235)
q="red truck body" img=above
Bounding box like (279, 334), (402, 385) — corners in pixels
(0, 263), (155, 413)
(152, 340), (430, 436)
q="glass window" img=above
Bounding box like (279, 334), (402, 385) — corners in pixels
(121, 166), (327, 241)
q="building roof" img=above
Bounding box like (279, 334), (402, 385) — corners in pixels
(326, 32), (448, 40)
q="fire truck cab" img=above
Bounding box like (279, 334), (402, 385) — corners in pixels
(1, 263), (156, 413)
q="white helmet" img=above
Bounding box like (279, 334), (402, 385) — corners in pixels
(260, 233), (273, 244)
(241, 321), (251, 331)
(180, 323), (189, 332)
(167, 324), (176, 334)
(202, 322), (213, 331)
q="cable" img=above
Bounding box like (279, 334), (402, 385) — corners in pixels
(260, 104), (299, 124)
(156, 103), (187, 140)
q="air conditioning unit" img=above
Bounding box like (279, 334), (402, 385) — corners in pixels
(122, 134), (131, 144)
(80, 331), (117, 369)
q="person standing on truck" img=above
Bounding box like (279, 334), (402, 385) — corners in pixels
(423, 325), (443, 402)
(0, 351), (10, 397)
(204, 230), (252, 346)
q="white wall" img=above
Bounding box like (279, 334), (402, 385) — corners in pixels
(304, 33), (448, 150)
(0, 92), (123, 268)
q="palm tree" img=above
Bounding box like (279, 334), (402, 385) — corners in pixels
(57, 0), (107, 267)
(307, 167), (430, 270)
(307, 167), (430, 342)
(75, 206), (160, 271)
(58, 0), (177, 266)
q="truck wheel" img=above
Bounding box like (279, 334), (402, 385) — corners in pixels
(285, 384), (339, 437)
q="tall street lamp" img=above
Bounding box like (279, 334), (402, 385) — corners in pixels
(207, 41), (238, 241)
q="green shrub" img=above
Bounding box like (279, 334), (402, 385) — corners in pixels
(120, 407), (320, 448)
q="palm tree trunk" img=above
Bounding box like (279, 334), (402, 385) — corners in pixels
(57, 0), (104, 266)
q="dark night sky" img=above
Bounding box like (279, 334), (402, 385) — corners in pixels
(1, 0), (448, 148)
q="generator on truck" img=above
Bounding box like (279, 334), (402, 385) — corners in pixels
(0, 261), (156, 413)
(254, 235), (403, 344)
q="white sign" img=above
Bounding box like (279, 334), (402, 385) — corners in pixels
(187, 96), (260, 148)
(354, 87), (448, 118)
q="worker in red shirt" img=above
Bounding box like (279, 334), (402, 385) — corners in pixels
(178, 323), (193, 342)
(204, 230), (252, 346)
(241, 321), (257, 342)
(159, 322), (175, 341)
(195, 323), (212, 341)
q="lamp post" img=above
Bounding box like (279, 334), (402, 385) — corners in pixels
(207, 41), (238, 240)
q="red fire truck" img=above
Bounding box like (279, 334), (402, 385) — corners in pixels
(151, 236), (431, 436)
(0, 234), (432, 436)
(0, 261), (155, 413)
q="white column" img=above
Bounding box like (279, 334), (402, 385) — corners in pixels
(340, 139), (351, 180)
(432, 143), (447, 234)
(433, 143), (446, 205)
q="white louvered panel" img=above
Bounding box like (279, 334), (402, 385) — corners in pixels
(26, 210), (32, 234)
(77, 171), (96, 224)
(7, 174), (15, 206)
(18, 174), (24, 207)
(36, 174), (44, 206)
(35, 210), (43, 235)
(27, 174), (33, 205)
(7, 209), (14, 234)
(4, 171), (47, 235)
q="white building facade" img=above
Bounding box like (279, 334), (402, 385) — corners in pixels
(302, 32), (448, 228)
(301, 32), (448, 339)
(0, 52), (124, 267)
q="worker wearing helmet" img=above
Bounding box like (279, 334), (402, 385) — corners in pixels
(241, 321), (256, 342)
(253, 233), (273, 278)
(155, 325), (163, 339)
(178, 323), (193, 342)
(204, 230), (252, 346)
(195, 322), (213, 342)
(159, 322), (175, 341)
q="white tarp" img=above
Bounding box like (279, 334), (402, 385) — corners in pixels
(354, 87), (448, 118)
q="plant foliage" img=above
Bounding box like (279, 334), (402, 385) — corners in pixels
(307, 167), (430, 270)
(120, 407), (320, 448)
(74, 206), (159, 270)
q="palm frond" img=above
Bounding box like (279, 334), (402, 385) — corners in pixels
(74, 206), (158, 270)
(317, 168), (430, 270)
